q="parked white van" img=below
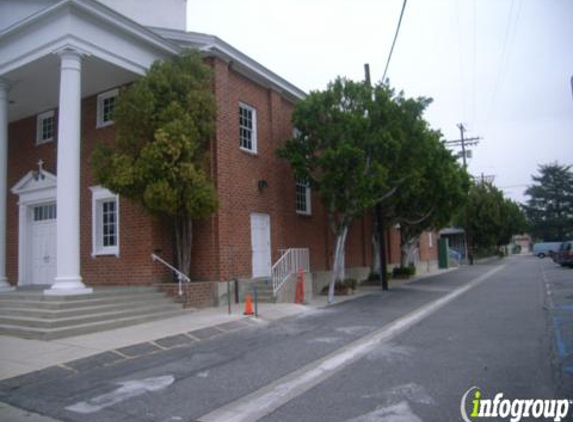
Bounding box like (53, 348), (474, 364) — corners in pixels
(532, 242), (562, 258)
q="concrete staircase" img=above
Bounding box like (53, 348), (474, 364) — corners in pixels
(240, 278), (275, 303)
(0, 286), (192, 340)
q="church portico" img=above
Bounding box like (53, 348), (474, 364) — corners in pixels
(0, 0), (179, 294)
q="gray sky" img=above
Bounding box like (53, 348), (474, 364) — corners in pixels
(187, 0), (573, 204)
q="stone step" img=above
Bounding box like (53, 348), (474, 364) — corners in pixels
(0, 286), (158, 302)
(0, 298), (172, 319)
(0, 302), (183, 329)
(0, 308), (192, 341)
(0, 292), (168, 310)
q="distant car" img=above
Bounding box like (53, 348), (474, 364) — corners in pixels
(532, 242), (562, 258)
(554, 240), (573, 267)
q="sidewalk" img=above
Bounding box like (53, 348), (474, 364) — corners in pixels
(0, 267), (456, 381)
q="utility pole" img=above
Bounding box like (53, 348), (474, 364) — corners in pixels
(364, 63), (389, 291)
(445, 123), (481, 169)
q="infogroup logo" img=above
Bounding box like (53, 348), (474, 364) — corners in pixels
(461, 386), (572, 422)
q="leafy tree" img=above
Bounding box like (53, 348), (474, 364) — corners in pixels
(524, 163), (573, 241)
(92, 50), (218, 276)
(457, 181), (527, 261)
(459, 182), (504, 258)
(279, 78), (446, 301)
(497, 199), (528, 247)
(393, 132), (469, 267)
(279, 78), (403, 302)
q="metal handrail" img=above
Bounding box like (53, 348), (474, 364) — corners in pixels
(151, 253), (190, 296)
(448, 248), (463, 266)
(271, 248), (309, 296)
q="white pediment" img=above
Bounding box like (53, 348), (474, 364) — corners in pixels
(11, 169), (57, 196)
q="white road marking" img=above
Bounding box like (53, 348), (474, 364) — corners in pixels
(335, 325), (374, 335)
(308, 337), (343, 344)
(380, 383), (435, 405)
(198, 265), (506, 422)
(65, 375), (174, 414)
(345, 401), (423, 422)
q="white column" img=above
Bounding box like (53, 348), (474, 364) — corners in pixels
(0, 80), (14, 292)
(45, 50), (92, 295)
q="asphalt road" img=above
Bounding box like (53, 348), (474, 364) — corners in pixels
(1, 255), (571, 422)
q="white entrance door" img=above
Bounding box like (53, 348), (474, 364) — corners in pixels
(30, 203), (57, 285)
(251, 213), (271, 278)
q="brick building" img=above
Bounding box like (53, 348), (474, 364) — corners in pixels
(0, 0), (437, 302)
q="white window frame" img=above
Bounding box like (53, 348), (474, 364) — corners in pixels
(90, 186), (120, 257)
(428, 232), (434, 248)
(36, 110), (55, 144)
(96, 88), (118, 128)
(295, 179), (312, 215)
(239, 102), (257, 154)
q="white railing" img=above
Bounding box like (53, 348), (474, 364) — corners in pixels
(151, 254), (190, 296)
(448, 248), (463, 267)
(271, 248), (310, 296)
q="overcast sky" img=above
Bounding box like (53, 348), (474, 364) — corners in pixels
(187, 0), (573, 204)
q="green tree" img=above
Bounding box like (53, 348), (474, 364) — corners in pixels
(393, 132), (469, 267)
(92, 50), (218, 276)
(457, 181), (527, 260)
(497, 199), (528, 247)
(279, 78), (403, 302)
(524, 163), (573, 241)
(460, 182), (504, 257)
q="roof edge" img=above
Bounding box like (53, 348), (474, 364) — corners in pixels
(151, 27), (306, 101)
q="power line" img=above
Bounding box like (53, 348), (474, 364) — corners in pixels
(472, 0), (477, 125)
(485, 0), (522, 131)
(382, 0), (408, 83)
(455, 0), (465, 122)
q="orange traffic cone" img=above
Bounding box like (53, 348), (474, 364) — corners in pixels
(295, 268), (305, 304)
(244, 293), (254, 315)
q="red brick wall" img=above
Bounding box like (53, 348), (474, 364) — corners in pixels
(7, 58), (435, 289)
(158, 282), (213, 308)
(6, 94), (173, 287)
(208, 57), (374, 282)
(419, 231), (438, 262)
(388, 227), (402, 265)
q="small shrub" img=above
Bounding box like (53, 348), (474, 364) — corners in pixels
(343, 278), (357, 291)
(367, 272), (393, 281)
(392, 265), (416, 278)
(321, 280), (353, 295)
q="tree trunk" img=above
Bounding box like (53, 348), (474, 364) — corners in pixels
(372, 230), (381, 276)
(174, 215), (193, 278)
(400, 236), (419, 268)
(328, 225), (348, 304)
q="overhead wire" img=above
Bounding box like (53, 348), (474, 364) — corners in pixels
(455, 0), (466, 123)
(382, 0), (408, 83)
(472, 0), (477, 126)
(485, 0), (523, 132)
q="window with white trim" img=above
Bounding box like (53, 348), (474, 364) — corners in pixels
(36, 110), (55, 144)
(295, 179), (312, 215)
(90, 186), (119, 256)
(33, 204), (57, 221)
(428, 232), (433, 248)
(97, 89), (118, 128)
(239, 103), (257, 153)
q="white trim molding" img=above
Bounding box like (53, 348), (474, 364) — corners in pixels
(295, 179), (312, 216)
(11, 168), (58, 287)
(96, 88), (118, 128)
(36, 110), (55, 145)
(90, 186), (120, 257)
(239, 102), (257, 154)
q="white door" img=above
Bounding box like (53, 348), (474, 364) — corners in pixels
(251, 213), (271, 278)
(30, 203), (57, 285)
